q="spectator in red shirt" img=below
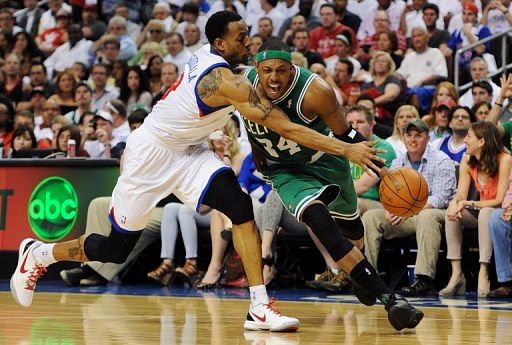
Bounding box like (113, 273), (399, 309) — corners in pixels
(308, 4), (356, 59)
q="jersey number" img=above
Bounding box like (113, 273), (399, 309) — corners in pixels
(255, 137), (301, 158)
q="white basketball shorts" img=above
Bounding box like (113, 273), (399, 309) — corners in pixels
(110, 127), (230, 231)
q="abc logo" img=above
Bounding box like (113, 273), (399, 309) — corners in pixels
(28, 177), (78, 241)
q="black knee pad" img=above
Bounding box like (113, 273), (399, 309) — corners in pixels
(301, 203), (354, 262)
(84, 228), (142, 264)
(335, 217), (364, 241)
(202, 170), (254, 225)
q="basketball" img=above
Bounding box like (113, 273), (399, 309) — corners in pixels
(379, 167), (429, 217)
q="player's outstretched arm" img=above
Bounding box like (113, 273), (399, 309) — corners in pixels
(219, 70), (383, 169)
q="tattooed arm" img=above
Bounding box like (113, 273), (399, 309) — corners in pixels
(198, 67), (384, 172)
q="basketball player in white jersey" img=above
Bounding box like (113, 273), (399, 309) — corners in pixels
(10, 11), (384, 332)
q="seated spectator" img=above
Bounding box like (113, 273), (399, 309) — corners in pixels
(333, 58), (359, 105)
(358, 10), (407, 59)
(81, 4), (107, 42)
(487, 175), (512, 298)
(362, 119), (457, 297)
(291, 29), (325, 68)
(55, 124), (89, 157)
(432, 106), (476, 165)
(184, 23), (203, 54)
(147, 202), (210, 286)
(360, 51), (404, 128)
(459, 57), (501, 108)
(397, 27), (447, 88)
(71, 62), (89, 82)
(92, 35), (121, 66)
(420, 3), (451, 58)
(425, 81), (459, 124)
(347, 105), (396, 214)
(36, 8), (70, 56)
(399, 0), (428, 38)
(38, 0), (72, 35)
(152, 62), (179, 105)
(333, 0), (361, 34)
(256, 17), (277, 42)
(176, 2), (209, 43)
(13, 110), (35, 130)
(22, 63), (56, 100)
(35, 99), (60, 148)
(16, 87), (46, 119)
(0, 8), (22, 36)
(146, 55), (164, 97)
(48, 70), (77, 115)
(470, 80), (494, 108)
(309, 4), (356, 59)
(447, 2), (492, 84)
(44, 23), (92, 79)
(481, 0), (512, 66)
(280, 14), (307, 47)
(386, 104), (420, 157)
(1, 53), (24, 107)
(153, 2), (177, 33)
(50, 115), (71, 148)
(105, 99), (130, 144)
(84, 110), (125, 159)
(112, 4), (141, 43)
(442, 121), (512, 298)
(119, 66), (152, 112)
(277, 0), (321, 43)
(355, 94), (393, 139)
(397, 26), (448, 114)
(325, 33), (361, 77)
(16, 0), (44, 37)
(77, 110), (96, 149)
(90, 63), (120, 111)
(309, 63), (345, 106)
(10, 125), (37, 158)
(11, 32), (44, 76)
(136, 19), (166, 50)
(472, 101), (492, 122)
(428, 99), (456, 142)
(131, 41), (163, 70)
(163, 33), (192, 73)
(64, 82), (93, 125)
(91, 16), (137, 62)
(364, 29), (403, 70)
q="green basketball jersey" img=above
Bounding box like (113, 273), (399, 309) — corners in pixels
(242, 66), (331, 166)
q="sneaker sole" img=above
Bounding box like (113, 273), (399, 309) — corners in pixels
(10, 238), (36, 307)
(244, 320), (299, 332)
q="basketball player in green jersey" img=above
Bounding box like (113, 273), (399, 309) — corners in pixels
(241, 39), (424, 331)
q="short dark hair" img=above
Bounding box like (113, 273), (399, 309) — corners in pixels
(471, 101), (492, 117)
(181, 2), (199, 16)
(356, 94), (375, 106)
(167, 32), (184, 45)
(30, 62), (47, 74)
(205, 11), (243, 44)
(12, 125), (37, 152)
(471, 80), (493, 95)
(337, 57), (354, 75)
(320, 3), (335, 12)
(448, 105), (476, 123)
(292, 28), (309, 40)
(128, 109), (149, 127)
(422, 3), (439, 17)
(259, 38), (291, 53)
(74, 81), (92, 95)
(266, 0), (279, 8)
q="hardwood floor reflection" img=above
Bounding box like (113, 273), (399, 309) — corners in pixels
(1, 291), (511, 344)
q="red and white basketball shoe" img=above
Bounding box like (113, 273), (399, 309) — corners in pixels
(10, 238), (47, 307)
(244, 298), (299, 332)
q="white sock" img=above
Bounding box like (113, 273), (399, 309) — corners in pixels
(331, 268), (339, 274)
(33, 243), (56, 266)
(249, 285), (269, 306)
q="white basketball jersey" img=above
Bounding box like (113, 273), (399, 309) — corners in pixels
(143, 44), (235, 150)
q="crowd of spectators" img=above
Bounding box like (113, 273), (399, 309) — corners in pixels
(1, 0), (512, 298)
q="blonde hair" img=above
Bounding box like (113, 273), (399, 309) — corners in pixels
(208, 118), (240, 158)
(369, 51), (396, 78)
(392, 105), (420, 137)
(291, 52), (308, 68)
(430, 81), (458, 113)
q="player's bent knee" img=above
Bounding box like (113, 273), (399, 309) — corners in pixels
(84, 229), (141, 264)
(335, 217), (364, 241)
(302, 203), (354, 261)
(202, 169), (254, 225)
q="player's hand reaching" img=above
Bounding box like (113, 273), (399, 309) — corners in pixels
(345, 141), (386, 177)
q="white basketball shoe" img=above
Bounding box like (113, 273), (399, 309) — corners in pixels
(10, 238), (47, 307)
(244, 298), (300, 332)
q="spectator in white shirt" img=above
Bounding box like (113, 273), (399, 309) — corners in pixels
(458, 57), (501, 108)
(113, 4), (141, 43)
(176, 3), (208, 44)
(163, 33), (192, 73)
(153, 2), (176, 33)
(38, 0), (72, 35)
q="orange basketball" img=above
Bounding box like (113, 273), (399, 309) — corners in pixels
(378, 167), (429, 217)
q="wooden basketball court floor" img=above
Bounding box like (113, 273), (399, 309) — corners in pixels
(1, 281), (512, 344)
